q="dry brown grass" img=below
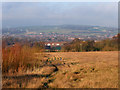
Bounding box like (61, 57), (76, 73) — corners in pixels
(47, 51), (118, 88)
(2, 43), (38, 74)
(2, 51), (118, 88)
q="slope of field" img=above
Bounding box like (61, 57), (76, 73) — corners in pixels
(2, 51), (118, 88)
(47, 51), (118, 88)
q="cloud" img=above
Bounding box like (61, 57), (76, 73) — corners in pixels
(2, 2), (118, 27)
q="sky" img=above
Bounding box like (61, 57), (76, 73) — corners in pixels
(2, 2), (118, 28)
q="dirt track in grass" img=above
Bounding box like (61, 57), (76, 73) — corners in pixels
(2, 51), (118, 88)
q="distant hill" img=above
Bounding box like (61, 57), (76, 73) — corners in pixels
(2, 25), (118, 39)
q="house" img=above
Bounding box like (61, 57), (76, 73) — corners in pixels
(45, 42), (66, 51)
(45, 42), (65, 47)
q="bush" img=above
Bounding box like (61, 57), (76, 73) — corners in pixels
(2, 43), (35, 73)
(61, 38), (118, 52)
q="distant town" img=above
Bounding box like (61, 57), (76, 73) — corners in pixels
(2, 25), (118, 42)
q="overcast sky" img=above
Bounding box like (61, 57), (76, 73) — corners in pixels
(2, 2), (118, 28)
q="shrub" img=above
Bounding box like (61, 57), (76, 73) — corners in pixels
(2, 43), (35, 73)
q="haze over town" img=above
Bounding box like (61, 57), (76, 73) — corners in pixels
(2, 2), (119, 88)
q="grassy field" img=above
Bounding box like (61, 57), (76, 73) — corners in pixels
(2, 51), (118, 88)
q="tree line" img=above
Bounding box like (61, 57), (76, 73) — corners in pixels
(61, 34), (119, 52)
